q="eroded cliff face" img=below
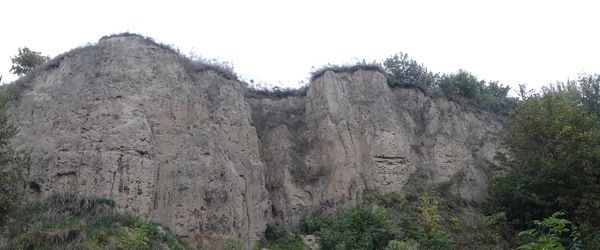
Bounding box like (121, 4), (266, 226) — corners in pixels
(249, 71), (504, 228)
(8, 36), (269, 248)
(7, 34), (504, 248)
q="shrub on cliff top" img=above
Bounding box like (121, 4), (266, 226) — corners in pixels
(384, 52), (517, 114)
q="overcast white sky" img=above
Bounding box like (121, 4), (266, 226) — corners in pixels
(1, 0), (599, 91)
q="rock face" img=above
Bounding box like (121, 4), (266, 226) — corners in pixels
(7, 34), (504, 248)
(8, 35), (268, 248)
(249, 71), (504, 228)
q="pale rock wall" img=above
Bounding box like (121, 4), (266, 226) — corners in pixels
(8, 36), (268, 248)
(7, 34), (504, 248)
(250, 70), (504, 228)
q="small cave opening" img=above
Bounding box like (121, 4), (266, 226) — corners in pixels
(29, 181), (42, 193)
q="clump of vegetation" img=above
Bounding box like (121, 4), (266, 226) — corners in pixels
(224, 239), (244, 250)
(516, 212), (582, 250)
(385, 240), (420, 250)
(256, 224), (306, 250)
(309, 60), (385, 82)
(316, 202), (394, 250)
(296, 191), (459, 250)
(9, 47), (49, 76)
(384, 52), (518, 114)
(0, 83), (20, 223)
(485, 76), (600, 249)
(383, 53), (436, 91)
(299, 209), (331, 234)
(244, 84), (309, 99)
(299, 52), (517, 114)
(2, 193), (187, 249)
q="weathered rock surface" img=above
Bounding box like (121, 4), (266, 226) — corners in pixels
(249, 71), (504, 228)
(8, 35), (268, 248)
(7, 34), (504, 248)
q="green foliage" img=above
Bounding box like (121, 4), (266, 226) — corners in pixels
(384, 53), (437, 90)
(577, 74), (600, 118)
(257, 224), (306, 250)
(542, 74), (600, 119)
(0, 172), (18, 221)
(393, 198), (453, 250)
(383, 53), (517, 114)
(362, 190), (406, 209)
(485, 89), (600, 248)
(3, 193), (187, 249)
(299, 192), (457, 250)
(439, 70), (481, 99)
(310, 60), (384, 82)
(487, 94), (600, 221)
(385, 240), (420, 250)
(0, 84), (18, 222)
(117, 224), (150, 249)
(299, 209), (331, 234)
(417, 197), (442, 230)
(476, 212), (512, 245)
(224, 239), (243, 250)
(10, 47), (49, 76)
(516, 212), (582, 250)
(316, 203), (394, 250)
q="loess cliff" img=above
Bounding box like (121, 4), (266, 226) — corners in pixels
(6, 34), (504, 248)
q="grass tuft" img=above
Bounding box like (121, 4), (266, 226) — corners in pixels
(309, 61), (384, 82)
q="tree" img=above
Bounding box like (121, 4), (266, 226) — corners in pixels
(516, 212), (582, 250)
(485, 93), (600, 248)
(10, 47), (49, 76)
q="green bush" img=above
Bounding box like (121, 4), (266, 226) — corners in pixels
(117, 221), (150, 249)
(485, 90), (600, 248)
(516, 212), (582, 250)
(316, 203), (394, 250)
(385, 240), (420, 250)
(224, 239), (243, 250)
(0, 172), (18, 221)
(384, 53), (437, 90)
(4, 194), (187, 249)
(257, 224), (306, 250)
(299, 209), (331, 234)
(10, 47), (49, 76)
(383, 53), (516, 114)
(0, 83), (18, 222)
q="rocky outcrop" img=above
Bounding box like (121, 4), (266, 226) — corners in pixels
(249, 70), (504, 228)
(7, 34), (504, 248)
(8, 35), (268, 249)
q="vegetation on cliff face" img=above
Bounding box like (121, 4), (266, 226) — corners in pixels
(383, 53), (518, 115)
(0, 83), (19, 223)
(257, 53), (517, 115)
(1, 193), (187, 250)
